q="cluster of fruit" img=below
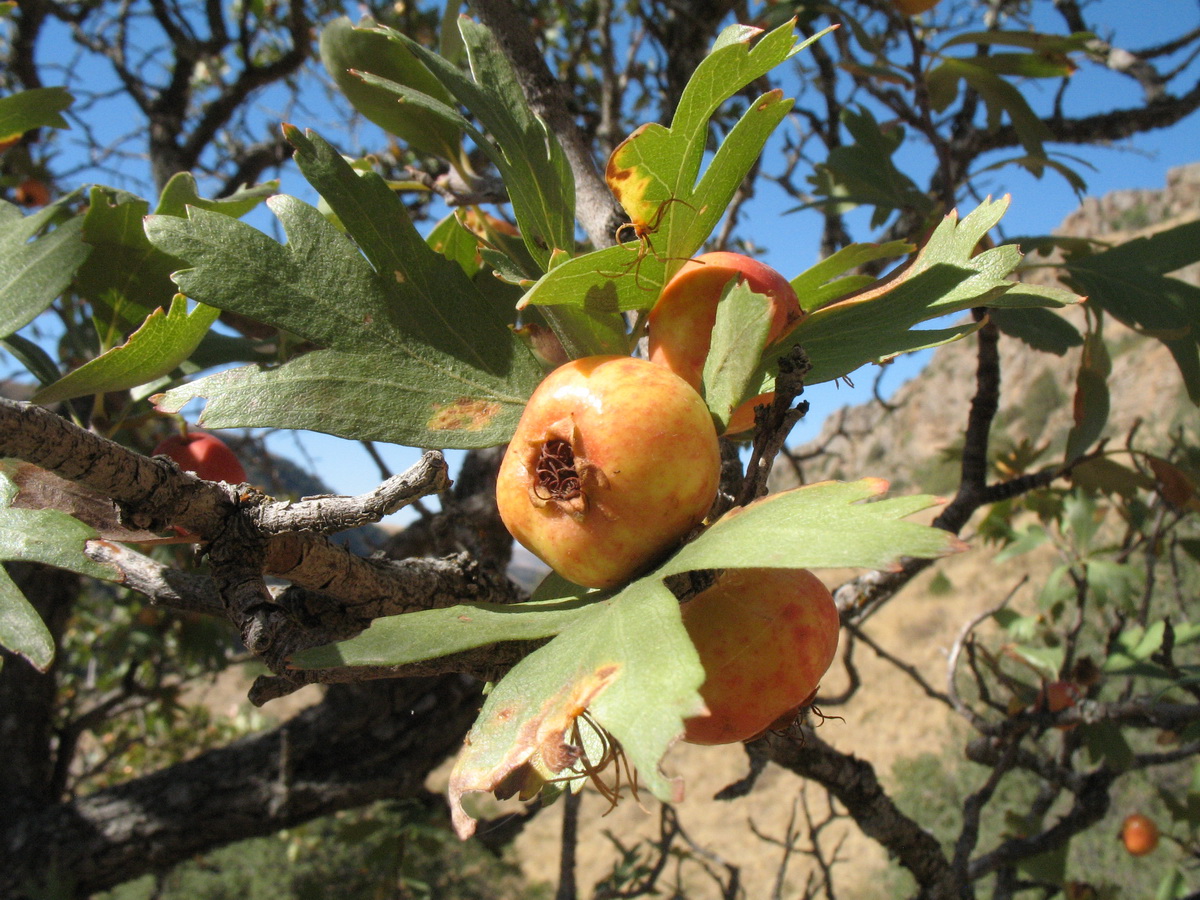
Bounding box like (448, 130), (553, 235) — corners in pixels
(496, 252), (840, 745)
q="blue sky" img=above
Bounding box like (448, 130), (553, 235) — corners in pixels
(8, 0), (1200, 517)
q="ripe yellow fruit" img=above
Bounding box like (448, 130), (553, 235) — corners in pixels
(496, 356), (720, 589)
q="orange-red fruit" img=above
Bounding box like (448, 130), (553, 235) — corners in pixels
(681, 568), (840, 745)
(648, 252), (802, 435)
(154, 432), (248, 484)
(1120, 813), (1159, 857)
(496, 356), (720, 589)
(1035, 680), (1081, 730)
(14, 178), (50, 207)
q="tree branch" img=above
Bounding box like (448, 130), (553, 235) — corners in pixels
(0, 676), (481, 896)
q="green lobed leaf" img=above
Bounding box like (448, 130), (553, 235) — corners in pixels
(755, 197), (1083, 388)
(33, 296), (220, 404)
(701, 281), (774, 431)
(78, 179), (274, 334)
(147, 130), (543, 448)
(656, 479), (965, 578)
(0, 473), (119, 670)
(289, 597), (599, 670)
(0, 195), (90, 339)
(153, 172), (276, 219)
(1062, 220), (1200, 403)
(972, 154), (1090, 197)
(75, 187), (173, 331)
(0, 86), (72, 143)
(447, 578), (705, 838)
(936, 59), (1052, 159)
(806, 107), (930, 226)
(320, 16), (463, 161)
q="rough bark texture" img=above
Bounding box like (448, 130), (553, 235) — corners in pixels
(0, 676), (481, 896)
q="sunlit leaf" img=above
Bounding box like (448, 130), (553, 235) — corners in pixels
(320, 16), (463, 161)
(0, 86), (72, 145)
(790, 240), (914, 313)
(756, 197), (1083, 388)
(33, 296), (219, 404)
(657, 479), (964, 577)
(289, 597), (599, 670)
(701, 281), (775, 431)
(520, 21), (824, 312)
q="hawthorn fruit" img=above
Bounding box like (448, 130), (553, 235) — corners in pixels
(154, 432), (248, 484)
(496, 355), (720, 589)
(1034, 679), (1081, 729)
(648, 251), (802, 435)
(680, 567), (840, 745)
(1120, 813), (1160, 857)
(13, 178), (51, 208)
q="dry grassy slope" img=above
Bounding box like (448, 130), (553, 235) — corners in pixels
(510, 165), (1200, 898)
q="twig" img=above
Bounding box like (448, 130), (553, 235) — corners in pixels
(845, 620), (955, 709)
(556, 789), (581, 900)
(946, 578), (1026, 731)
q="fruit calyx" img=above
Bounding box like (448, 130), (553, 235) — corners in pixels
(521, 417), (609, 519)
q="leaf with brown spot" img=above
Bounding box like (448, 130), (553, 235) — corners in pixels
(448, 578), (704, 838)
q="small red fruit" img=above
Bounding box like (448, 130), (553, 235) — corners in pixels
(154, 432), (248, 484)
(1120, 813), (1159, 857)
(14, 178), (51, 208)
(648, 252), (802, 435)
(496, 356), (720, 589)
(680, 568), (840, 745)
(1034, 679), (1081, 729)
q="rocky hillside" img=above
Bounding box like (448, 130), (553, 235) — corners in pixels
(772, 162), (1200, 497)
